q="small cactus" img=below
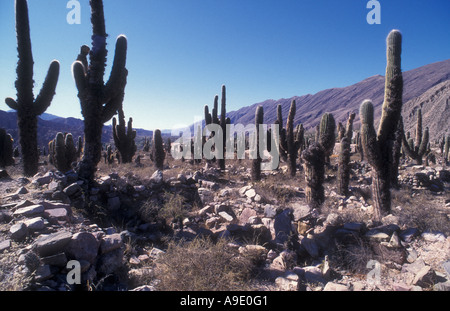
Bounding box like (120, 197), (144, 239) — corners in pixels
(401, 109), (429, 164)
(49, 132), (77, 173)
(302, 112), (335, 208)
(152, 129), (165, 170)
(337, 113), (355, 196)
(444, 135), (450, 164)
(112, 108), (137, 163)
(302, 143), (325, 208)
(0, 128), (15, 167)
(143, 137), (150, 152)
(319, 113), (336, 164)
(252, 106), (264, 181)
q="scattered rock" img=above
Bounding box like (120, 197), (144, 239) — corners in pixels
(10, 222), (28, 241)
(0, 240), (11, 253)
(13, 204), (45, 217)
(34, 231), (73, 257)
(65, 232), (100, 264)
(323, 282), (349, 291)
(100, 234), (123, 254)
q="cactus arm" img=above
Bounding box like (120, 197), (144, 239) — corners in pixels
(377, 30), (403, 144)
(14, 0), (34, 105)
(34, 60), (60, 115)
(104, 35), (128, 102)
(319, 113), (336, 157)
(5, 98), (19, 111)
(72, 61), (88, 100)
(417, 127), (429, 157)
(345, 112), (356, 142)
(360, 100), (382, 169)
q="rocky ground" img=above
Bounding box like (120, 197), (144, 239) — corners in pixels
(0, 153), (449, 291)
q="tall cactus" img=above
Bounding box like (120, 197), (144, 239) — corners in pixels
(72, 0), (128, 182)
(252, 106), (264, 181)
(152, 129), (165, 170)
(5, 0), (60, 176)
(112, 107), (136, 163)
(401, 109), (429, 165)
(359, 29), (404, 221)
(0, 129), (15, 168)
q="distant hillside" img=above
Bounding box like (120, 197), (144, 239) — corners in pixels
(226, 59), (450, 141)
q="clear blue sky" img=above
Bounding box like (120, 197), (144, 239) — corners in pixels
(1, 0), (449, 131)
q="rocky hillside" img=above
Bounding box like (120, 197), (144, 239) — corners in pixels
(0, 154), (449, 291)
(227, 59), (450, 140)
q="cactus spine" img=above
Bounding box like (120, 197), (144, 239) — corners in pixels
(49, 133), (77, 173)
(72, 0), (128, 182)
(401, 109), (429, 165)
(112, 107), (136, 163)
(152, 129), (165, 170)
(359, 29), (404, 221)
(0, 129), (15, 168)
(252, 106), (264, 181)
(5, 0), (60, 176)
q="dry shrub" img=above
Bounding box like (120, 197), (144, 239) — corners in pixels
(391, 189), (450, 236)
(154, 237), (256, 291)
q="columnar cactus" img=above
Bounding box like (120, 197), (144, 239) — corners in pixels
(358, 29), (404, 221)
(338, 137), (351, 196)
(302, 143), (325, 209)
(401, 109), (429, 165)
(283, 100), (304, 176)
(5, 0), (60, 176)
(277, 104), (288, 162)
(337, 113), (355, 196)
(0, 129), (15, 168)
(444, 135), (450, 165)
(302, 112), (335, 208)
(252, 106), (264, 181)
(152, 129), (165, 170)
(143, 137), (150, 152)
(76, 136), (83, 158)
(72, 0), (128, 182)
(49, 133), (78, 173)
(112, 107), (136, 163)
(218, 85), (227, 171)
(319, 113), (336, 164)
